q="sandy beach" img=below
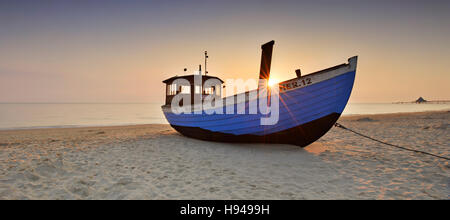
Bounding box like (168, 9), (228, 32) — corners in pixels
(0, 110), (448, 200)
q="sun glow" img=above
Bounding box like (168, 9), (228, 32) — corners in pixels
(268, 77), (280, 87)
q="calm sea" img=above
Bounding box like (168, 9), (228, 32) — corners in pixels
(0, 103), (449, 130)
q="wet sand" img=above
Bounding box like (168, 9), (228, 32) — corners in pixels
(0, 111), (448, 199)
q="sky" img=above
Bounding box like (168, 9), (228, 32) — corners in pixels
(0, 0), (449, 103)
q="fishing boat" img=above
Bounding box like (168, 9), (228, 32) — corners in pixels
(162, 41), (357, 147)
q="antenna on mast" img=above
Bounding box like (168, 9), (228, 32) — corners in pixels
(204, 51), (208, 75)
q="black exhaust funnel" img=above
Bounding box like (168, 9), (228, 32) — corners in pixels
(258, 40), (275, 89)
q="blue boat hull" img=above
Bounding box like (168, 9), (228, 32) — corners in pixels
(163, 61), (356, 147)
(171, 112), (340, 146)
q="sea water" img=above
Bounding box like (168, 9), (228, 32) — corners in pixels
(0, 103), (449, 130)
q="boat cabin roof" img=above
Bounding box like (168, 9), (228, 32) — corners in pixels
(162, 75), (224, 84)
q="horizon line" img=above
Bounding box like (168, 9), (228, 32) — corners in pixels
(1, 101), (449, 105)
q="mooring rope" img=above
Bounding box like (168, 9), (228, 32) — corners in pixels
(334, 123), (450, 161)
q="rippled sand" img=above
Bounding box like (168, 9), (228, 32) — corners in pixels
(0, 111), (448, 199)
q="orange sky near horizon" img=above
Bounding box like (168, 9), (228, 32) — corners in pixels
(0, 1), (449, 103)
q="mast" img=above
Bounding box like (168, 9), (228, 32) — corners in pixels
(204, 51), (208, 75)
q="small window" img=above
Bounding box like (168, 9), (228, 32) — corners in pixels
(168, 84), (177, 95)
(181, 86), (190, 94)
(204, 87), (214, 95)
(195, 86), (201, 94)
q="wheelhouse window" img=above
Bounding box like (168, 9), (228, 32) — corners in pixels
(167, 84), (177, 95)
(193, 85), (200, 94)
(203, 87), (214, 95)
(181, 86), (190, 94)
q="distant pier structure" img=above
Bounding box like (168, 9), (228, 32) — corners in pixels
(393, 97), (450, 104)
(415, 97), (427, 103)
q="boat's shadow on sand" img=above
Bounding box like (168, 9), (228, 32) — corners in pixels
(159, 128), (321, 154)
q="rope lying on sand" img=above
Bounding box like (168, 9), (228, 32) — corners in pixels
(334, 123), (450, 161)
